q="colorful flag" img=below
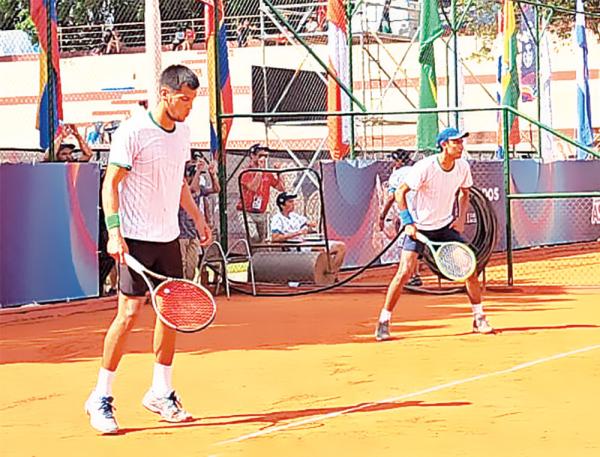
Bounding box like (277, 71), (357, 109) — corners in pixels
(202, 0), (233, 162)
(498, 0), (520, 152)
(539, 31), (556, 161)
(575, 0), (593, 160)
(518, 4), (537, 103)
(327, 0), (351, 160)
(30, 0), (63, 149)
(416, 0), (443, 151)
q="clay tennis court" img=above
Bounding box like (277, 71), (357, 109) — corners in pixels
(2, 258), (599, 456)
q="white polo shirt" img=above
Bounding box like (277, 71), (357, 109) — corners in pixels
(108, 112), (191, 242)
(271, 211), (308, 241)
(405, 155), (473, 231)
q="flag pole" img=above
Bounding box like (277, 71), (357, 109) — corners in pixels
(346, 0), (356, 159)
(535, 5), (542, 158)
(451, 0), (459, 128)
(47, 0), (55, 161)
(213, 1), (227, 249)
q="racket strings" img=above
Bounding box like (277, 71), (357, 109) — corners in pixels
(436, 244), (475, 280)
(155, 280), (215, 331)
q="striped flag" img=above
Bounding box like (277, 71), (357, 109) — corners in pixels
(416, 0), (443, 151)
(327, 0), (351, 160)
(498, 0), (520, 149)
(539, 31), (556, 162)
(575, 0), (593, 160)
(202, 0), (233, 162)
(31, 0), (63, 149)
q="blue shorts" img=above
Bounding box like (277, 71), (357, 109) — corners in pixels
(402, 223), (465, 255)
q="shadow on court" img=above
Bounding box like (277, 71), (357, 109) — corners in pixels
(0, 289), (594, 365)
(113, 399), (471, 435)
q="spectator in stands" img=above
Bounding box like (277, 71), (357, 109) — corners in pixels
(271, 192), (347, 278)
(237, 145), (285, 244)
(236, 19), (256, 48)
(172, 26), (185, 51)
(379, 2), (392, 33)
(182, 24), (196, 50)
(102, 27), (121, 54)
(178, 157), (220, 280)
(304, 16), (318, 34)
(316, 5), (327, 31)
(48, 124), (94, 162)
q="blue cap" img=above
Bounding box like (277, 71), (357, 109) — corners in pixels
(436, 128), (469, 148)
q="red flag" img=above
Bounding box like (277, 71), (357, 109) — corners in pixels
(327, 0), (351, 160)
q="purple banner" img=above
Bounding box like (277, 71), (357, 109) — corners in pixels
(322, 160), (600, 267)
(0, 163), (100, 307)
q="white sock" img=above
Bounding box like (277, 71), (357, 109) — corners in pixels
(94, 367), (116, 398)
(472, 303), (484, 318)
(379, 308), (392, 323)
(151, 363), (173, 397)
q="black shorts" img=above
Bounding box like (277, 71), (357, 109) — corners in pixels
(118, 238), (182, 297)
(402, 223), (465, 255)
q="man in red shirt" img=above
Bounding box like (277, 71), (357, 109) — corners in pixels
(237, 145), (285, 243)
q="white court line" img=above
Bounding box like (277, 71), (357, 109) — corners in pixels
(218, 344), (600, 445)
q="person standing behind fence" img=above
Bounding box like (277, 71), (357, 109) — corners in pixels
(46, 123), (94, 162)
(237, 145), (285, 244)
(85, 65), (212, 434)
(378, 149), (422, 286)
(178, 157), (220, 280)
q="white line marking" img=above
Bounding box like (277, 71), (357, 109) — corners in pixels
(218, 344), (600, 445)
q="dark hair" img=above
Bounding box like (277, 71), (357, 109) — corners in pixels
(390, 148), (413, 164)
(59, 143), (76, 152)
(159, 65), (200, 91)
(248, 143), (268, 156)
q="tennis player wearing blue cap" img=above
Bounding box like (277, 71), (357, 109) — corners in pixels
(375, 128), (494, 341)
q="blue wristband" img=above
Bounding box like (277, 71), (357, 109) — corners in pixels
(399, 209), (414, 226)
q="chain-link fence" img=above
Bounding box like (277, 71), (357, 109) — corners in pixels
(1, 1), (599, 291)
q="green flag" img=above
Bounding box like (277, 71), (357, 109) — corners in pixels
(417, 0), (444, 151)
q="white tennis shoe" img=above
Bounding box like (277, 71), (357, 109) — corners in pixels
(85, 394), (119, 434)
(142, 390), (192, 423)
(375, 320), (391, 341)
(473, 315), (494, 334)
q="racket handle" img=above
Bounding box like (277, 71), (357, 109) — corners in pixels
(124, 253), (146, 275)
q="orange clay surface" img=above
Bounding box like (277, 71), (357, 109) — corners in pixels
(1, 287), (599, 457)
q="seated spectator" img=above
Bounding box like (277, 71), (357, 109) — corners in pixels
(316, 5), (327, 31)
(271, 192), (347, 277)
(182, 25), (196, 50)
(178, 158), (221, 280)
(237, 145), (285, 244)
(237, 19), (256, 48)
(46, 124), (94, 162)
(102, 27), (121, 54)
(172, 26), (185, 51)
(304, 16), (318, 34)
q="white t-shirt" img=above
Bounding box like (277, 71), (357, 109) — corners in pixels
(109, 112), (191, 242)
(387, 165), (415, 213)
(271, 211), (308, 241)
(404, 155), (473, 231)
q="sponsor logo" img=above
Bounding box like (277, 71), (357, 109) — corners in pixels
(591, 198), (600, 225)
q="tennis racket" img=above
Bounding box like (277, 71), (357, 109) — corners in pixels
(124, 253), (217, 333)
(414, 232), (477, 282)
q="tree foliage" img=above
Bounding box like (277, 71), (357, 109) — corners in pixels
(1, 0), (597, 48)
